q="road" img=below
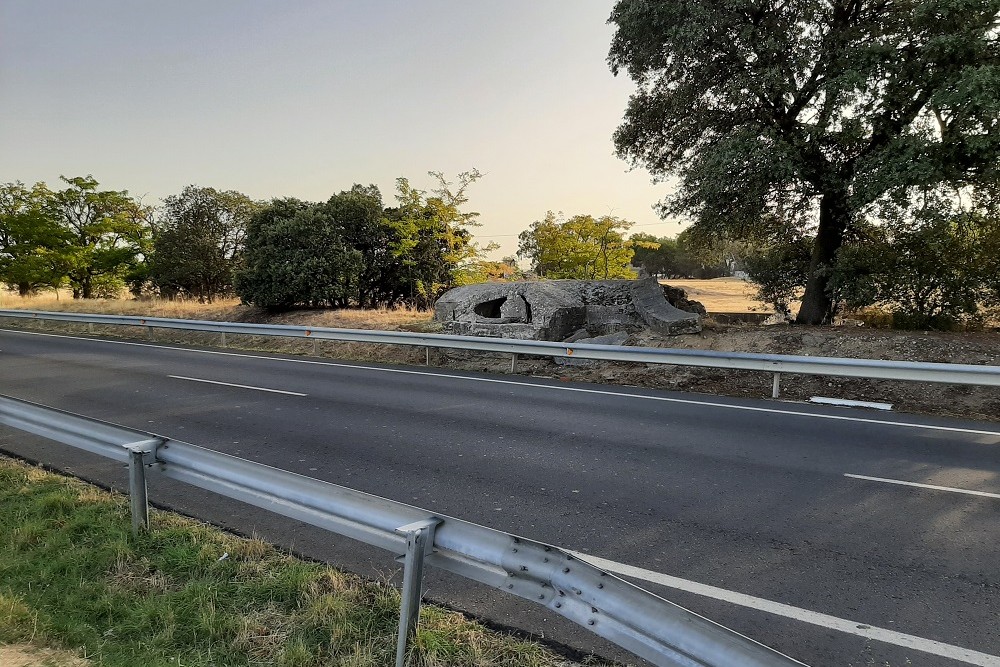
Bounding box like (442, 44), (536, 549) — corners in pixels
(1, 326), (999, 667)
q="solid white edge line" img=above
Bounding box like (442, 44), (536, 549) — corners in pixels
(844, 473), (1000, 499)
(3, 327), (1000, 437)
(571, 552), (1000, 667)
(167, 375), (307, 396)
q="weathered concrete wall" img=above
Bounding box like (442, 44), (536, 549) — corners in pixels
(434, 278), (701, 341)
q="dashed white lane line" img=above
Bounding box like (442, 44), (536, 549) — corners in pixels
(167, 375), (307, 396)
(573, 552), (1000, 667)
(4, 328), (1000, 437)
(845, 473), (1000, 499)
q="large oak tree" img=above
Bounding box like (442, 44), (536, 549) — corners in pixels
(608, 0), (1000, 323)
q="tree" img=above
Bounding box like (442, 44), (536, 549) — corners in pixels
(234, 199), (362, 310)
(608, 0), (1000, 323)
(386, 170), (496, 306)
(151, 186), (259, 302)
(0, 182), (69, 295)
(51, 176), (150, 298)
(327, 184), (409, 308)
(517, 212), (639, 279)
(833, 196), (1000, 328)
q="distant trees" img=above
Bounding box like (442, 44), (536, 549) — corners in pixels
(0, 176), (150, 299)
(150, 186), (259, 302)
(53, 176), (151, 299)
(235, 198), (363, 309)
(234, 171), (493, 310)
(629, 229), (733, 279)
(1, 170), (493, 309)
(517, 212), (640, 279)
(0, 182), (68, 296)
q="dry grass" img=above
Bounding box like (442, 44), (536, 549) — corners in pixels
(0, 290), (436, 332)
(0, 644), (88, 667)
(0, 290), (244, 320)
(660, 278), (779, 313)
(4, 280), (771, 321)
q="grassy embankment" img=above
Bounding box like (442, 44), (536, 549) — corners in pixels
(0, 456), (588, 667)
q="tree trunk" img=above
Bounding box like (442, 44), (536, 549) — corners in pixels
(796, 192), (850, 325)
(17, 283), (31, 297)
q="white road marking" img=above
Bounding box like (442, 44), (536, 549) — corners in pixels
(573, 552), (1000, 667)
(167, 375), (306, 396)
(810, 396), (893, 411)
(3, 328), (1000, 437)
(844, 473), (1000, 499)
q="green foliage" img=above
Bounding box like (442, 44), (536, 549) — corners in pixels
(4, 170), (492, 309)
(388, 170), (497, 306)
(517, 211), (638, 279)
(234, 199), (363, 310)
(629, 231), (734, 278)
(51, 175), (151, 299)
(609, 0), (1000, 323)
(743, 234), (814, 316)
(328, 184), (408, 309)
(151, 186), (260, 302)
(0, 182), (70, 295)
(833, 202), (1000, 328)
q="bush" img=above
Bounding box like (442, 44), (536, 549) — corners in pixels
(234, 200), (362, 310)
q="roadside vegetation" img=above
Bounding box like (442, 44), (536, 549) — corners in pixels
(0, 456), (589, 667)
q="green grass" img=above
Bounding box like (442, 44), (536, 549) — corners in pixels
(0, 457), (587, 666)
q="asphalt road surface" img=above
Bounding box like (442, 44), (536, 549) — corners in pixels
(2, 326), (999, 667)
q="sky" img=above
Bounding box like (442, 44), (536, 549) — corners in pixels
(0, 0), (683, 259)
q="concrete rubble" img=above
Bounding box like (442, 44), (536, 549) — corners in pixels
(434, 278), (702, 342)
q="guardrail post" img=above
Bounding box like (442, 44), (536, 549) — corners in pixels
(124, 439), (161, 537)
(312, 339), (318, 355)
(87, 322), (94, 334)
(510, 353), (517, 373)
(772, 372), (781, 399)
(220, 331), (227, 348)
(394, 518), (441, 667)
(425, 346), (430, 366)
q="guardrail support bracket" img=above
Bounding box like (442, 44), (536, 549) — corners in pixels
(124, 439), (161, 536)
(394, 518), (441, 667)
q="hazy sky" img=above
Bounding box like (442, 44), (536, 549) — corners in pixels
(0, 1), (682, 258)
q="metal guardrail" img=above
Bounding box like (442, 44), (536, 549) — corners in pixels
(2, 309), (1000, 399)
(0, 394), (805, 667)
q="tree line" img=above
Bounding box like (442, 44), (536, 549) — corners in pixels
(0, 171), (500, 309)
(515, 213), (732, 280)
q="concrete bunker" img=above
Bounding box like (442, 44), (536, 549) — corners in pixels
(434, 278), (701, 341)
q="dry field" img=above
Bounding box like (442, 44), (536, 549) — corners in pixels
(660, 277), (779, 313)
(0, 291), (436, 332)
(2, 279), (768, 323)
